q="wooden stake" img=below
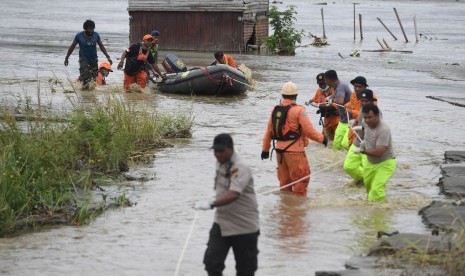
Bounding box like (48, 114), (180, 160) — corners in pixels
(376, 37), (385, 49)
(353, 3), (356, 41)
(382, 38), (391, 49)
(394, 7), (408, 42)
(359, 14), (363, 40)
(321, 8), (326, 38)
(377, 17), (398, 40)
(414, 15), (419, 43)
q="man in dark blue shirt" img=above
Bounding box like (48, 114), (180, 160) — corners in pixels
(64, 20), (112, 90)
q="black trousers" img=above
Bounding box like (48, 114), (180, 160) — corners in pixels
(204, 223), (259, 276)
(79, 58), (98, 88)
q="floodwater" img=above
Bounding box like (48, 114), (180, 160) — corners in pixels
(1, 0), (465, 275)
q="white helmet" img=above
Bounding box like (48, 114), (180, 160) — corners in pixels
(281, 81), (298, 96)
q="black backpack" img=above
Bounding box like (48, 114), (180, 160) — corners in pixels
(270, 104), (301, 162)
(271, 104), (301, 141)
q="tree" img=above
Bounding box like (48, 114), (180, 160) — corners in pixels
(266, 5), (305, 55)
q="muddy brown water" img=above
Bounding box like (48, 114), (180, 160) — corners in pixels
(1, 0), (465, 275)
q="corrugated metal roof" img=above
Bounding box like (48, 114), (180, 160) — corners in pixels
(127, 0), (267, 12)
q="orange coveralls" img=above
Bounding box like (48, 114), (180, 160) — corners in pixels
(262, 99), (325, 196)
(96, 71), (105, 86)
(312, 87), (339, 141)
(219, 54), (237, 68)
(345, 92), (378, 147)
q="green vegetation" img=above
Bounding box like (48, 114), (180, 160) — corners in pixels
(0, 91), (192, 237)
(266, 5), (305, 55)
(376, 227), (465, 275)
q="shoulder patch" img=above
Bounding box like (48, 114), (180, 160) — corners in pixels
(231, 168), (239, 178)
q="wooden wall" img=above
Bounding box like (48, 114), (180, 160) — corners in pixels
(128, 0), (269, 52)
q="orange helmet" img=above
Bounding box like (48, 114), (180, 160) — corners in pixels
(99, 61), (113, 72)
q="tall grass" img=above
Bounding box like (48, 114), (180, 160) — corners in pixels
(0, 91), (192, 236)
(378, 220), (465, 275)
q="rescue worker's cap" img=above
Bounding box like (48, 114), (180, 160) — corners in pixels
(210, 133), (234, 151)
(281, 81), (298, 96)
(151, 30), (160, 37)
(350, 76), (369, 86)
(99, 61), (113, 72)
(143, 34), (154, 41)
(214, 51), (224, 60)
(316, 73), (326, 84)
(360, 89), (374, 100)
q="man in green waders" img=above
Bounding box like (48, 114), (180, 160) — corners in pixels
(343, 89), (377, 186)
(357, 104), (396, 202)
(324, 70), (352, 151)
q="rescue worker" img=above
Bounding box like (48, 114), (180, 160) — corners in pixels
(343, 89), (377, 185)
(96, 60), (112, 86)
(144, 29), (164, 82)
(212, 51), (237, 69)
(261, 82), (328, 197)
(305, 73), (339, 141)
(345, 76), (372, 147)
(194, 133), (260, 276)
(64, 19), (112, 90)
(324, 70), (352, 151)
(117, 34), (165, 92)
(358, 104), (396, 202)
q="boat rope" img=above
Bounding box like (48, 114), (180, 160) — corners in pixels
(214, 80), (226, 96)
(200, 67), (222, 84)
(174, 210), (199, 276)
(328, 101), (363, 142)
(224, 75), (254, 88)
(262, 158), (345, 195)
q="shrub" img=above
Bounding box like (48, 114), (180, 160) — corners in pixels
(266, 5), (305, 55)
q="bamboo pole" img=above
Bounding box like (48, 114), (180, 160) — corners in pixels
(382, 38), (391, 49)
(377, 17), (398, 40)
(321, 8), (326, 38)
(394, 7), (408, 42)
(353, 3), (356, 41)
(376, 37), (386, 49)
(414, 15), (419, 43)
(359, 14), (363, 40)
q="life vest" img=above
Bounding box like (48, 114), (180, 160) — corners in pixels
(137, 47), (149, 62)
(271, 104), (301, 141)
(125, 47), (150, 75)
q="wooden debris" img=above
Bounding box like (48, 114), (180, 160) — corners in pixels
(362, 49), (413, 53)
(309, 33), (328, 46)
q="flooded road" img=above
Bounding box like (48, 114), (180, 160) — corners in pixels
(1, 0), (465, 275)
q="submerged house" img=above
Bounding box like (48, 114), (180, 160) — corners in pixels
(127, 0), (269, 52)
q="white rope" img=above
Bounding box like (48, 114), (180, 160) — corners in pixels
(174, 210), (199, 276)
(263, 158), (345, 195)
(224, 75), (254, 88)
(331, 102), (363, 142)
(309, 100), (363, 142)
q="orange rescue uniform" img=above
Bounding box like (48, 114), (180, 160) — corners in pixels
(312, 87), (339, 141)
(124, 70), (148, 91)
(219, 54), (237, 69)
(263, 99), (325, 196)
(96, 71), (105, 86)
(345, 92), (378, 147)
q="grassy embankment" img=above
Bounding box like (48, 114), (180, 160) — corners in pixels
(376, 218), (465, 275)
(0, 87), (192, 237)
